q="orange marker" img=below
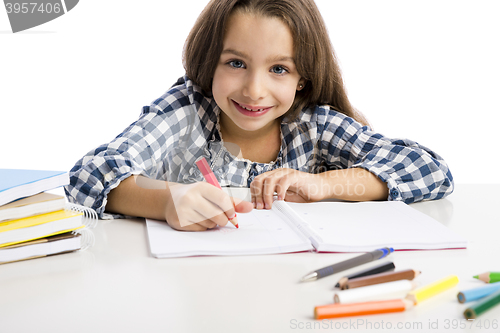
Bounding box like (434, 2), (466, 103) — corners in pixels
(195, 157), (238, 228)
(315, 299), (414, 320)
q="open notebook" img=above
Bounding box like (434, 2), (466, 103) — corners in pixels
(146, 200), (467, 258)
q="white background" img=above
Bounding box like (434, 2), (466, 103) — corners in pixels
(1, 0), (499, 184)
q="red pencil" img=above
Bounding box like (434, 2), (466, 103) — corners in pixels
(195, 157), (238, 228)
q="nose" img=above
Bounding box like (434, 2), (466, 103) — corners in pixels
(242, 71), (267, 101)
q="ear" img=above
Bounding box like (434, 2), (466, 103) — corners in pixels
(297, 79), (306, 91)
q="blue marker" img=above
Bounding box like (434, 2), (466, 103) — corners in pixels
(301, 247), (394, 282)
(458, 282), (500, 303)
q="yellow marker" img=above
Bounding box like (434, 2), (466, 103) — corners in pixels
(406, 275), (459, 304)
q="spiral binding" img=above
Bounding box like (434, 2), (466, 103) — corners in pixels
(65, 203), (97, 252)
(72, 228), (95, 251)
(65, 203), (98, 229)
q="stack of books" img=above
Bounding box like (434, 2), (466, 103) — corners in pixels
(0, 169), (96, 264)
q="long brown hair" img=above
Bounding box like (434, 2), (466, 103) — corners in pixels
(183, 0), (368, 126)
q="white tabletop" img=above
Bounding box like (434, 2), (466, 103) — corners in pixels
(1, 184), (499, 333)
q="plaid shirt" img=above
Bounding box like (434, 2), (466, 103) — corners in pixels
(65, 76), (454, 219)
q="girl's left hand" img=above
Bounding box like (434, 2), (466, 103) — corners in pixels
(250, 168), (326, 209)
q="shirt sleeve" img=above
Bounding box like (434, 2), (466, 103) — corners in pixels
(64, 81), (196, 219)
(320, 109), (454, 203)
(64, 111), (173, 219)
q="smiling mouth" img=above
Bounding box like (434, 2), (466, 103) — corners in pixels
(233, 100), (272, 112)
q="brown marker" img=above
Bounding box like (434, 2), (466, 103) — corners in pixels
(344, 269), (421, 289)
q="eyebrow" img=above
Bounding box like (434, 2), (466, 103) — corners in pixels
(221, 48), (295, 63)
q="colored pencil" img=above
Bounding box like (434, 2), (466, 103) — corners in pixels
(335, 261), (395, 288)
(473, 272), (500, 283)
(301, 248), (393, 282)
(464, 289), (500, 319)
(315, 299), (413, 320)
(458, 282), (500, 303)
(334, 280), (417, 304)
(406, 275), (459, 304)
(195, 157), (238, 228)
(344, 269), (420, 289)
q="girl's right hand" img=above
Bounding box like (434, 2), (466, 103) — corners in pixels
(165, 182), (253, 231)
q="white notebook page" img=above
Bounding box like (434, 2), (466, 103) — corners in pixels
(146, 208), (312, 258)
(286, 201), (467, 252)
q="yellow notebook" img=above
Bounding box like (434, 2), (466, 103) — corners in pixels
(0, 229), (95, 264)
(0, 210), (84, 248)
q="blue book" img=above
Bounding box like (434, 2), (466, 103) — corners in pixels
(0, 169), (69, 206)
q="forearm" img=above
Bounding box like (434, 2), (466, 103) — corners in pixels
(320, 168), (388, 202)
(106, 176), (172, 220)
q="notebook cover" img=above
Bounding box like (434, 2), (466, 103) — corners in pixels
(0, 210), (83, 233)
(0, 169), (69, 206)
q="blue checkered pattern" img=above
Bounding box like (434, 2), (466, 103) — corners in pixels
(65, 76), (454, 219)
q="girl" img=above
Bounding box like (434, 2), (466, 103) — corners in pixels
(65, 0), (453, 231)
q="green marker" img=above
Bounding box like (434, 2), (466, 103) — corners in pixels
(474, 272), (500, 283)
(464, 289), (500, 319)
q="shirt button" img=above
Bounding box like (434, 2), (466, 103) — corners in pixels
(104, 172), (114, 184)
(95, 199), (103, 207)
(390, 189), (400, 199)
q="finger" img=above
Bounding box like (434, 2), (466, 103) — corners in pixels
(192, 202), (230, 227)
(167, 183), (230, 231)
(229, 199), (254, 228)
(181, 209), (226, 229)
(275, 176), (292, 201)
(175, 220), (217, 232)
(233, 198), (253, 213)
(171, 192), (228, 228)
(262, 176), (280, 209)
(200, 184), (236, 220)
(210, 212), (230, 227)
(168, 219), (208, 232)
(187, 210), (221, 228)
(250, 175), (265, 209)
(195, 219), (219, 229)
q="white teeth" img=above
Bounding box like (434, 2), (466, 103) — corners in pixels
(239, 103), (263, 112)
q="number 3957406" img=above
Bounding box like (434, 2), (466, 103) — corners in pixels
(5, 2), (62, 14)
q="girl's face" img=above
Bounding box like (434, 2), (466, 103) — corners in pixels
(212, 12), (303, 135)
